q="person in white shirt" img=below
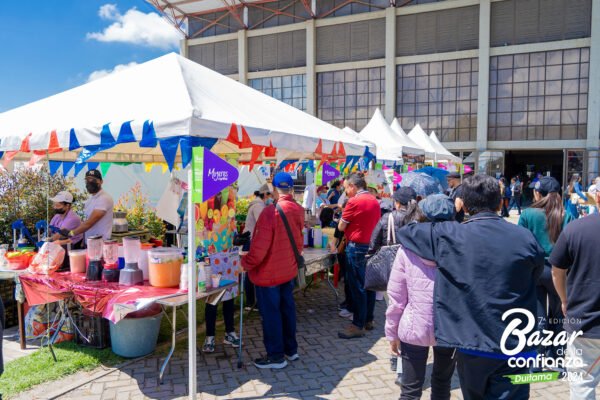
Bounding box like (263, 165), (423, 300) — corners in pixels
(61, 169), (114, 241)
(244, 184), (272, 238)
(303, 183), (315, 210)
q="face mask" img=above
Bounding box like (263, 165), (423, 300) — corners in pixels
(265, 199), (274, 206)
(54, 208), (66, 215)
(86, 181), (100, 194)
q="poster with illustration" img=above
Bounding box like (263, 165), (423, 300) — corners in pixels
(206, 251), (240, 300)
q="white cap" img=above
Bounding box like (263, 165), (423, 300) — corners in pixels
(50, 191), (73, 204)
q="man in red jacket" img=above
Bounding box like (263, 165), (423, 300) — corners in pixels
(242, 172), (304, 369)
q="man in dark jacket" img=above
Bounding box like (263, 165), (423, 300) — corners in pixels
(398, 174), (544, 400)
(242, 172), (304, 369)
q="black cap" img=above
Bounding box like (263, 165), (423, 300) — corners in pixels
(393, 186), (417, 205)
(447, 172), (461, 179)
(534, 176), (561, 196)
(85, 169), (103, 180)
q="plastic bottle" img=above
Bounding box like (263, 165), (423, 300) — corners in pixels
(313, 225), (323, 249)
(180, 263), (189, 291)
(197, 262), (206, 293)
(303, 228), (309, 248)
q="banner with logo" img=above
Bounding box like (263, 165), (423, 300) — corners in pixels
(315, 163), (341, 186)
(192, 147), (239, 204)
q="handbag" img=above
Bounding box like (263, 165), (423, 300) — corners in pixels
(365, 213), (401, 292)
(276, 204), (306, 274)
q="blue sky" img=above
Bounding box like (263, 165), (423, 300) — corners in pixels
(0, 1), (182, 112)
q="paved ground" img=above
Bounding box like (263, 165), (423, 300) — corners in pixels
(14, 280), (570, 399)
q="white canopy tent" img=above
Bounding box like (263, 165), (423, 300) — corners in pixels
(0, 53), (371, 162)
(429, 131), (461, 163)
(407, 124), (459, 163)
(389, 118), (425, 157)
(0, 53), (375, 399)
(358, 109), (423, 163)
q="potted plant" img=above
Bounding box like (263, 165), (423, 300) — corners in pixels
(115, 183), (166, 243)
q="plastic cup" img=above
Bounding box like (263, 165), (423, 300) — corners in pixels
(211, 274), (221, 288)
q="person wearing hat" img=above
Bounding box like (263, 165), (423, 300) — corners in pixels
(386, 194), (457, 399)
(61, 169), (114, 240)
(315, 185), (330, 208)
(368, 186), (420, 256)
(446, 172), (465, 222)
(242, 172), (304, 369)
(49, 191), (83, 271)
(518, 176), (574, 364)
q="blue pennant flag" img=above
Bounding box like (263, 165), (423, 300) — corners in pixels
(87, 162), (100, 171)
(100, 124), (116, 146)
(180, 136), (218, 169)
(69, 129), (80, 151)
(62, 162), (75, 177)
(116, 121), (136, 144)
(49, 161), (62, 176)
(140, 120), (157, 148)
(159, 137), (179, 172)
(74, 162), (86, 176)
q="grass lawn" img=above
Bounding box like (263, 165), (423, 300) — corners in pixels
(0, 341), (124, 399)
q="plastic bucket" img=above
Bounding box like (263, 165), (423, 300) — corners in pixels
(109, 312), (163, 358)
(147, 248), (183, 288)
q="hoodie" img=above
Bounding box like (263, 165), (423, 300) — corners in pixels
(396, 212), (544, 354)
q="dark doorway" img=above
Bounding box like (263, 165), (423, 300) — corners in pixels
(504, 150), (563, 204)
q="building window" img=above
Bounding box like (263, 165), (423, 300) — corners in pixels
(488, 48), (589, 141)
(249, 74), (306, 111)
(317, 67), (385, 131)
(396, 58), (478, 142)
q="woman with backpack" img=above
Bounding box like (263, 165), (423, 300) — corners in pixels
(385, 194), (457, 399)
(518, 176), (574, 363)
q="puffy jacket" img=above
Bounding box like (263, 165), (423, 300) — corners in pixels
(385, 246), (436, 347)
(368, 209), (408, 254)
(242, 194), (304, 287)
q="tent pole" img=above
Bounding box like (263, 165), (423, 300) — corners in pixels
(187, 169), (197, 399)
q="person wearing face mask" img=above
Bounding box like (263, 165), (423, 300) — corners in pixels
(49, 191), (83, 271)
(61, 169), (114, 241)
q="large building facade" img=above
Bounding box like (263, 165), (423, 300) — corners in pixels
(152, 0), (600, 187)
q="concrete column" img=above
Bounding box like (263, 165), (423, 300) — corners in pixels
(384, 6), (397, 123)
(179, 38), (188, 58)
(476, 0), (491, 152)
(306, 20), (317, 116)
(238, 29), (248, 84)
(586, 0), (600, 181)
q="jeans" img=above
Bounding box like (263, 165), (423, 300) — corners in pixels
(566, 337), (600, 400)
(456, 352), (529, 400)
(536, 263), (564, 359)
(501, 198), (510, 217)
(508, 196), (522, 214)
(255, 279), (297, 360)
(400, 342), (456, 400)
(345, 242), (375, 329)
(205, 299), (235, 336)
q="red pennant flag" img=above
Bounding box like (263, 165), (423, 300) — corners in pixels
(226, 124), (241, 146)
(264, 140), (276, 157)
(249, 145), (264, 171)
(337, 142), (346, 158)
(47, 130), (62, 153)
(20, 133), (32, 153)
(331, 142), (338, 157)
(2, 151), (18, 167)
(314, 139), (323, 155)
(316, 154), (327, 171)
(240, 126), (253, 149)
(28, 153), (45, 166)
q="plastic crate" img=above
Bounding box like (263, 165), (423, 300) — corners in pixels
(73, 311), (110, 349)
(0, 279), (18, 328)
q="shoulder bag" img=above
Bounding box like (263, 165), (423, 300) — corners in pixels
(365, 213), (401, 291)
(276, 204), (306, 275)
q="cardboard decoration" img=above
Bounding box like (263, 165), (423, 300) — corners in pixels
(192, 147), (239, 204)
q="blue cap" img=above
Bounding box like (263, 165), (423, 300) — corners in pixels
(273, 172), (294, 189)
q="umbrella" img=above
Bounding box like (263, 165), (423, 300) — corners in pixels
(415, 166), (449, 191)
(400, 172), (443, 197)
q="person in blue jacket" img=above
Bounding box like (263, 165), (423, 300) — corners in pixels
(397, 174), (544, 400)
(566, 174), (587, 219)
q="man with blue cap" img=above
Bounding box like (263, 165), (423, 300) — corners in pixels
(242, 172), (304, 369)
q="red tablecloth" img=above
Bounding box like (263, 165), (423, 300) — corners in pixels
(19, 272), (183, 322)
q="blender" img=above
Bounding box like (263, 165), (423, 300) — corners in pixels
(119, 236), (143, 286)
(86, 235), (104, 281)
(101, 240), (120, 282)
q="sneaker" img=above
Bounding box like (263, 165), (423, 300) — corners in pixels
(338, 324), (365, 339)
(365, 321), (375, 331)
(286, 353), (300, 361)
(338, 309), (353, 319)
(223, 332), (241, 348)
(254, 356), (288, 369)
(202, 336), (215, 353)
(338, 301), (347, 311)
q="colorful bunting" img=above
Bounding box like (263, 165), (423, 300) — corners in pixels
(49, 161), (62, 175)
(62, 162), (75, 177)
(74, 162), (86, 176)
(87, 162), (99, 171)
(117, 121), (136, 144)
(139, 121), (157, 148)
(264, 140), (277, 158)
(100, 162), (111, 177)
(69, 128), (80, 151)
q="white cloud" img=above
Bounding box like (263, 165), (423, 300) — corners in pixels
(87, 62), (139, 82)
(87, 4), (182, 50)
